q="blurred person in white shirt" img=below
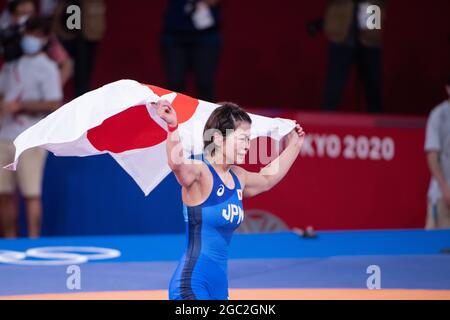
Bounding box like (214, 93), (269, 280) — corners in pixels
(0, 17), (62, 238)
(424, 75), (450, 229)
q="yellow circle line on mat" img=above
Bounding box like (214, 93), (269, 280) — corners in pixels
(1, 289), (450, 300)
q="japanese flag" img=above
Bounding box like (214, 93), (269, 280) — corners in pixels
(4, 80), (295, 195)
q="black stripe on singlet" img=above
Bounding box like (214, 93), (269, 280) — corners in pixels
(180, 205), (202, 300)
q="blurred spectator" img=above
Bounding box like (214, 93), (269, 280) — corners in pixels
(161, 0), (222, 102)
(0, 0), (73, 86)
(52, 0), (106, 97)
(46, 32), (73, 86)
(39, 0), (58, 18)
(0, 17), (63, 238)
(321, 0), (385, 113)
(424, 75), (450, 229)
(0, 0), (34, 29)
(0, 0), (35, 62)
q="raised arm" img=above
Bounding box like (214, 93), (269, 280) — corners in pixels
(235, 123), (305, 198)
(154, 100), (202, 188)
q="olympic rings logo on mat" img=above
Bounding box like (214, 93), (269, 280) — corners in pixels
(0, 247), (121, 266)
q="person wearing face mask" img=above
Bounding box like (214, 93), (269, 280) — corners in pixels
(0, 17), (63, 238)
(0, 0), (73, 88)
(0, 0), (35, 62)
(0, 0), (35, 28)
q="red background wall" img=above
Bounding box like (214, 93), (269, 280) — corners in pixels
(91, 0), (450, 115)
(0, 1), (444, 232)
(241, 110), (429, 230)
(1, 0), (448, 114)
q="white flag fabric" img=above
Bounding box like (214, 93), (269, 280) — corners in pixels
(4, 79), (295, 195)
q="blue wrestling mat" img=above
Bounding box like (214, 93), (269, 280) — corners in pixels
(0, 230), (449, 298)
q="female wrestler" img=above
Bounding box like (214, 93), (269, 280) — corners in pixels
(153, 100), (305, 300)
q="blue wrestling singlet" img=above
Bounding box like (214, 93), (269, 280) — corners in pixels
(168, 156), (244, 300)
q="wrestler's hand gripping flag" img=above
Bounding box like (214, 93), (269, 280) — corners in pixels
(3, 80), (296, 195)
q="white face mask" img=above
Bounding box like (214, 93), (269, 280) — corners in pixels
(21, 35), (43, 55)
